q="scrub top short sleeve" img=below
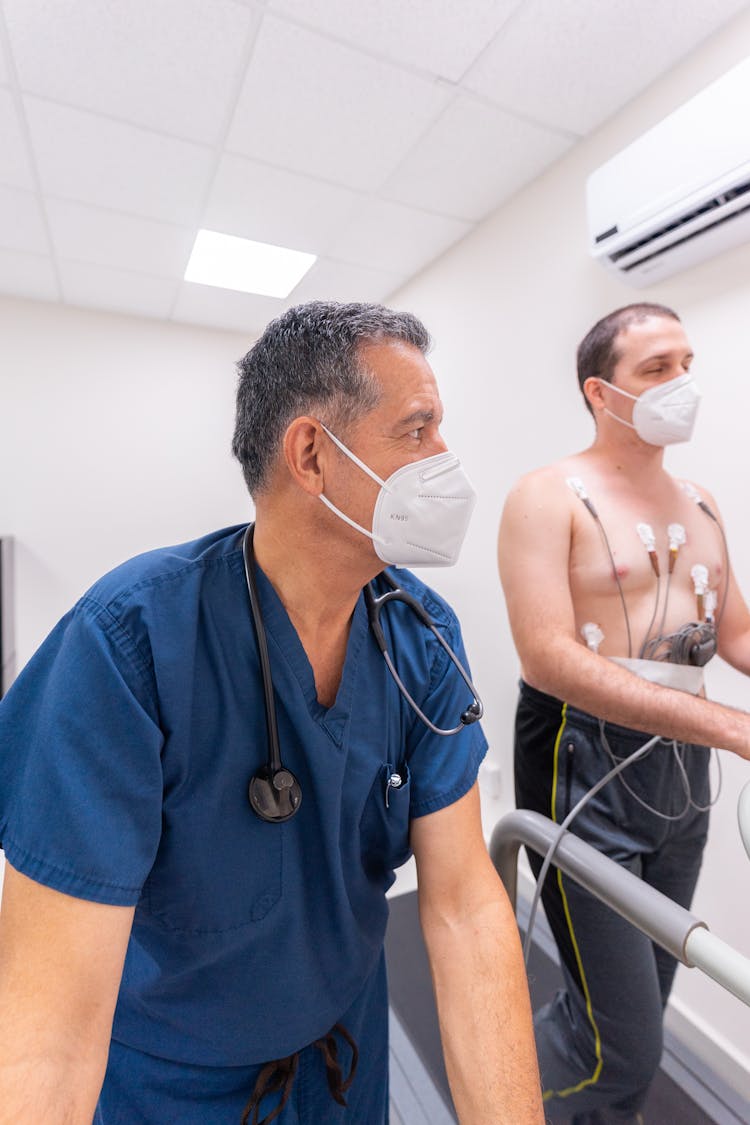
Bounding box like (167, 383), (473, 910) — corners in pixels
(0, 596), (164, 905)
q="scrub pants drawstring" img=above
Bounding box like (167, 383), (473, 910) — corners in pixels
(241, 1022), (359, 1124)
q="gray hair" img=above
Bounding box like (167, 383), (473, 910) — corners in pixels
(232, 300), (431, 495)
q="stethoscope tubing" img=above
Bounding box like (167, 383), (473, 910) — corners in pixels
(364, 573), (483, 736)
(242, 524), (483, 822)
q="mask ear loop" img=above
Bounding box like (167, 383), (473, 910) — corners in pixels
(599, 379), (639, 431)
(318, 422), (391, 491)
(317, 422), (391, 547)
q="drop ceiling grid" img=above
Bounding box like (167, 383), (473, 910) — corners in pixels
(0, 0), (747, 330)
(1, 0), (263, 146)
(58, 259), (181, 322)
(264, 0), (524, 83)
(45, 199), (197, 280)
(201, 154), (363, 256)
(462, 0), (750, 135)
(224, 15), (454, 191)
(0, 182), (47, 254)
(0, 87), (36, 190)
(379, 92), (575, 223)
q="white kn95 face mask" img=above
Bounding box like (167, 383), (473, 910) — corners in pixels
(602, 372), (701, 446)
(318, 423), (476, 567)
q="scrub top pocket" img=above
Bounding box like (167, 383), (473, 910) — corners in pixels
(359, 761), (412, 885)
(143, 811), (283, 933)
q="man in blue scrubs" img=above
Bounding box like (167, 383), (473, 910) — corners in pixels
(0, 302), (543, 1123)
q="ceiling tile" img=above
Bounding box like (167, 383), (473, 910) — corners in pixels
(25, 98), (216, 226)
(0, 247), (59, 301)
(0, 88), (36, 190)
(46, 199), (195, 278)
(3, 0), (261, 145)
(291, 257), (405, 304)
(0, 185), (49, 254)
(226, 16), (451, 191)
(266, 0), (521, 82)
(203, 154), (361, 256)
(383, 93), (573, 222)
(327, 198), (471, 277)
(463, 0), (750, 135)
(172, 282), (288, 336)
(58, 260), (180, 320)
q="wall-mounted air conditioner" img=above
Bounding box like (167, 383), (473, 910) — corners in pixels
(586, 56), (750, 288)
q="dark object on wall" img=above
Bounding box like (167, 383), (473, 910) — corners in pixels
(0, 537), (15, 698)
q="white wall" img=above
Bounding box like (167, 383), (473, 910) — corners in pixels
(0, 298), (253, 662)
(389, 8), (750, 1098)
(0, 296), (254, 894)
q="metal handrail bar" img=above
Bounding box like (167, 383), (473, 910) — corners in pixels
(490, 809), (750, 1007)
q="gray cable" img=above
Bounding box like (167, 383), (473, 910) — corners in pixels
(522, 734), (660, 965)
(599, 718), (722, 818)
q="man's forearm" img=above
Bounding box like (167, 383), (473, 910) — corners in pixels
(524, 636), (750, 758)
(423, 896), (544, 1124)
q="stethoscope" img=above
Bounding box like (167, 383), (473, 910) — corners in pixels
(242, 524), (483, 824)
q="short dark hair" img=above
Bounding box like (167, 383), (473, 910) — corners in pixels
(576, 303), (681, 415)
(232, 301), (431, 495)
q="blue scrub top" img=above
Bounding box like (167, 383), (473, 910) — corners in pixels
(0, 526), (487, 1065)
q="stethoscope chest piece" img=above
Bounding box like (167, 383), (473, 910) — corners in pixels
(249, 766), (302, 823)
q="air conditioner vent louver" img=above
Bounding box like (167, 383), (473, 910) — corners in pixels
(609, 178), (750, 265)
(615, 195), (750, 273)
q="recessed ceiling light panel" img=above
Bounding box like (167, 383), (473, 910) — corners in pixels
(184, 229), (316, 298)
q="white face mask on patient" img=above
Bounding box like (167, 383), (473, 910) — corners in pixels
(601, 373), (701, 446)
(318, 424), (476, 568)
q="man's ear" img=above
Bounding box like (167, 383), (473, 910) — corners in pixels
(583, 376), (606, 415)
(283, 417), (329, 496)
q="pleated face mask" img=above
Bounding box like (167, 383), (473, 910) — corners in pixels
(318, 424), (476, 567)
(602, 373), (701, 446)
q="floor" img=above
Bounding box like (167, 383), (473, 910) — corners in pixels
(385, 890), (748, 1124)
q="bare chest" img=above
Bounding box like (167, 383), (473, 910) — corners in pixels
(569, 485), (724, 631)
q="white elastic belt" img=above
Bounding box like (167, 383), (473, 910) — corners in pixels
(609, 656), (705, 696)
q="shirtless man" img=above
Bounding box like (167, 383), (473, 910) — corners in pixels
(498, 302), (750, 1124)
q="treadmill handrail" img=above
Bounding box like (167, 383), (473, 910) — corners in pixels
(490, 809), (705, 964)
(491, 809), (750, 1007)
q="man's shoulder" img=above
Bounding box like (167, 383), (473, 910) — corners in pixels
(85, 524), (247, 612)
(506, 456), (587, 501)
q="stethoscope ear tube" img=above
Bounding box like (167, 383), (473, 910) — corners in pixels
(365, 573), (484, 736)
